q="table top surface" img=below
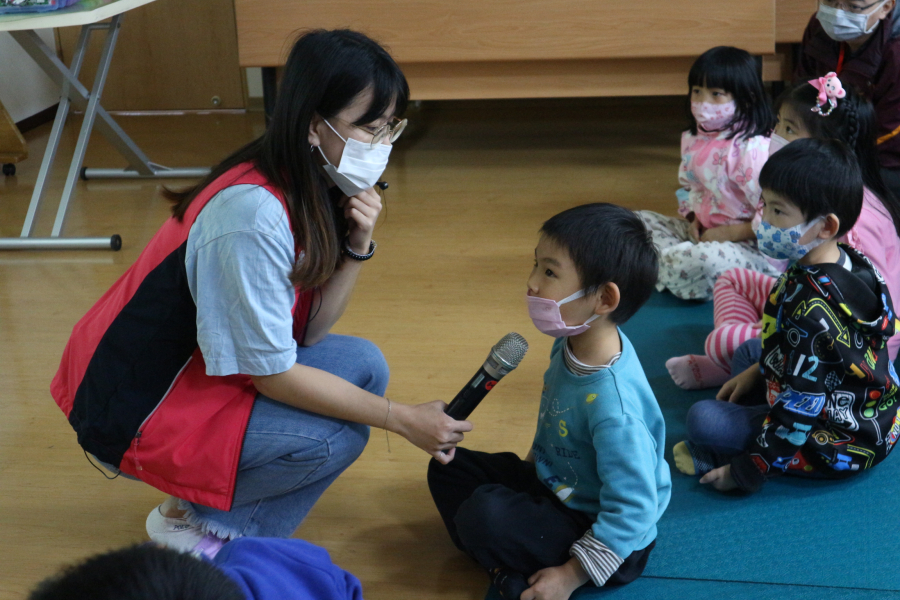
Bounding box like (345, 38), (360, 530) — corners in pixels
(0, 0), (156, 32)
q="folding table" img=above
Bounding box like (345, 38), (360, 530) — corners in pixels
(0, 0), (211, 250)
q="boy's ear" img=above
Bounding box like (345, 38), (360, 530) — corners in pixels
(309, 114), (323, 148)
(593, 282), (621, 317)
(818, 214), (841, 239)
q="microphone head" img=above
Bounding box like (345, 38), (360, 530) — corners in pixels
(491, 332), (529, 371)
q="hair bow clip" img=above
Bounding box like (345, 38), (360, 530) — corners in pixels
(809, 72), (846, 117)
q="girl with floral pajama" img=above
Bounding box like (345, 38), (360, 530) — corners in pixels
(640, 46), (779, 301)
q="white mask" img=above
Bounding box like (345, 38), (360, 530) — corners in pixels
(768, 133), (790, 157)
(817, 0), (887, 42)
(317, 119), (391, 197)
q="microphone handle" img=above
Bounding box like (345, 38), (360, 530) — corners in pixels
(444, 365), (499, 420)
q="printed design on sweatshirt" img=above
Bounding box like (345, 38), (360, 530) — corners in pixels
(542, 460), (580, 504)
(742, 246), (900, 485)
(811, 426), (854, 446)
(824, 390), (859, 431)
(534, 381), (594, 505)
(776, 386), (826, 417)
(791, 298), (851, 348)
(885, 412), (900, 453)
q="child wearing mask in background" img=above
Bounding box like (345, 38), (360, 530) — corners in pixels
(796, 0), (900, 196)
(674, 138), (900, 495)
(640, 46), (778, 301)
(667, 75), (900, 390)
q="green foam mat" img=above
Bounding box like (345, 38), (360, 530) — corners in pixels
(485, 292), (900, 599)
(485, 576), (900, 600)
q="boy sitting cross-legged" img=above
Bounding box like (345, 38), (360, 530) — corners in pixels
(675, 137), (900, 494)
(428, 203), (671, 600)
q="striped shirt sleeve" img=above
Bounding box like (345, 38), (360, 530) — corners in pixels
(569, 530), (624, 587)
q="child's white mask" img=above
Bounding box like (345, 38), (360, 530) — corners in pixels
(754, 216), (826, 263)
(526, 290), (599, 338)
(817, 0), (887, 42)
(317, 119), (391, 197)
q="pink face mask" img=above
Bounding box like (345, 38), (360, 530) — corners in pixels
(691, 100), (736, 132)
(768, 133), (790, 157)
(526, 289), (599, 338)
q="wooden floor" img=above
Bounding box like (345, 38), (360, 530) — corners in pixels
(0, 97), (682, 599)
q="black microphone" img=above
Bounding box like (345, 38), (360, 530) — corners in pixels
(376, 181), (389, 190)
(445, 333), (529, 420)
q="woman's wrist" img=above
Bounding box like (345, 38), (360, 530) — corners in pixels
(345, 234), (374, 257)
(384, 399), (409, 436)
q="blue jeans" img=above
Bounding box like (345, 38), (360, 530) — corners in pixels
(685, 400), (769, 461)
(730, 337), (762, 375)
(184, 334), (389, 539)
(687, 336), (768, 466)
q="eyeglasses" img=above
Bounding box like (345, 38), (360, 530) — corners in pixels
(337, 117), (408, 149)
(821, 0), (885, 14)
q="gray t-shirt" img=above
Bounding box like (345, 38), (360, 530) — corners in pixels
(185, 184), (297, 377)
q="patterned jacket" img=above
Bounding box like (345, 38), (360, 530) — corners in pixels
(731, 245), (900, 492)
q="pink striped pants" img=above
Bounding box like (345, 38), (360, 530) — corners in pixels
(706, 268), (777, 371)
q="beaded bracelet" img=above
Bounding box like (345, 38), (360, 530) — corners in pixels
(343, 239), (376, 261)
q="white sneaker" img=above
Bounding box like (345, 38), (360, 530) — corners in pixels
(146, 504), (206, 553)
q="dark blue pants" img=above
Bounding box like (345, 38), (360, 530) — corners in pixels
(427, 447), (654, 585)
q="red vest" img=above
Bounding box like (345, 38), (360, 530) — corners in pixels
(51, 164), (313, 510)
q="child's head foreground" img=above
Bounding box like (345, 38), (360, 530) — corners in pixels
(29, 544), (243, 600)
(758, 137), (863, 263)
(687, 46), (774, 140)
(528, 203), (658, 336)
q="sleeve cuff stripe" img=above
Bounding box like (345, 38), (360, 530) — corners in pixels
(570, 535), (624, 587)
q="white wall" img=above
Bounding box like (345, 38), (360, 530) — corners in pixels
(246, 66), (263, 98)
(0, 29), (60, 123)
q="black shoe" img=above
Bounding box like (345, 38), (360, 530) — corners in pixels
(490, 567), (528, 600)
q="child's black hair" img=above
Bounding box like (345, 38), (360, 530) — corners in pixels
(28, 544), (244, 600)
(687, 46), (775, 140)
(777, 82), (900, 237)
(540, 203), (658, 324)
(760, 138), (863, 237)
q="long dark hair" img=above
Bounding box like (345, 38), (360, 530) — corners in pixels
(687, 46), (774, 140)
(778, 82), (900, 238)
(164, 29), (409, 289)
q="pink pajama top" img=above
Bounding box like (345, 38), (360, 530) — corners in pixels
(678, 129), (770, 230)
(842, 188), (900, 360)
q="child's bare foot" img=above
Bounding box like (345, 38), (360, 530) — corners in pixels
(672, 441), (696, 475)
(666, 355), (730, 390)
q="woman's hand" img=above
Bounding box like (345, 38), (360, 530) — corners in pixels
(341, 187), (382, 254)
(521, 559), (589, 600)
(390, 401), (473, 464)
(716, 364), (762, 403)
(700, 465), (737, 491)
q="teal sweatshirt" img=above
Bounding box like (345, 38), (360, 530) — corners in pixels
(531, 331), (671, 559)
